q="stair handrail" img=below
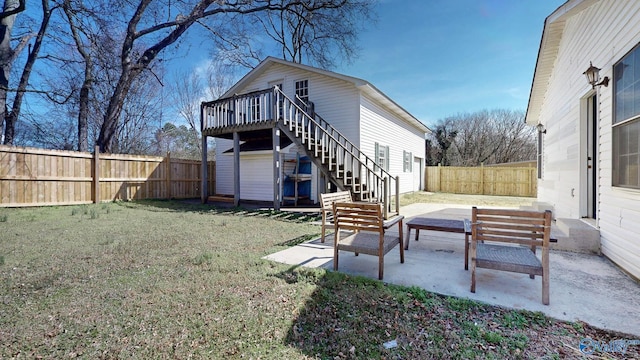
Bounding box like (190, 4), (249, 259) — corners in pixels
(293, 93), (396, 181)
(278, 88), (398, 215)
(201, 86), (399, 216)
(282, 90), (388, 179)
(292, 91), (394, 184)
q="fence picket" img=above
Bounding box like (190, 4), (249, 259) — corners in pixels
(0, 145), (215, 207)
(425, 165), (536, 197)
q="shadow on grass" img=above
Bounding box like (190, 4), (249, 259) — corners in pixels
(274, 266), (486, 359)
(272, 265), (640, 359)
(113, 199), (322, 223)
(276, 233), (323, 247)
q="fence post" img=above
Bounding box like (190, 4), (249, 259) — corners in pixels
(166, 152), (172, 199)
(93, 146), (100, 204)
(437, 163), (442, 192)
(480, 163), (485, 195)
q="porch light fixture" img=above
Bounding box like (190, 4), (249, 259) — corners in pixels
(537, 123), (546, 134)
(583, 62), (609, 89)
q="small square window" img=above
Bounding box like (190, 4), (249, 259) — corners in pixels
(403, 151), (413, 172)
(295, 80), (309, 103)
(375, 142), (389, 172)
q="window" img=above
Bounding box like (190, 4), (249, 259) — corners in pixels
(250, 97), (260, 121)
(375, 142), (389, 171)
(613, 44), (640, 189)
(403, 151), (413, 172)
(295, 79), (309, 103)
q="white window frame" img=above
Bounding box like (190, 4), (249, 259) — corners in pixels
(613, 43), (640, 189)
(403, 150), (413, 172)
(295, 79), (309, 103)
(375, 142), (389, 172)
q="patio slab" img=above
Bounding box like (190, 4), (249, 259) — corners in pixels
(264, 203), (640, 337)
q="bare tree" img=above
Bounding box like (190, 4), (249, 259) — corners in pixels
(261, 0), (373, 68)
(427, 109), (536, 166)
(112, 70), (163, 154)
(212, 0), (374, 69)
(205, 58), (236, 100)
(97, 0), (329, 153)
(171, 69), (202, 131)
(3, 0), (374, 152)
(0, 0), (46, 145)
(429, 119), (458, 166)
(62, 0), (94, 152)
(0, 0), (25, 142)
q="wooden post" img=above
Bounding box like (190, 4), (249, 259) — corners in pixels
(437, 163), (442, 192)
(383, 177), (388, 219)
(395, 176), (400, 215)
(480, 162), (485, 195)
(233, 131), (240, 207)
(166, 152), (172, 199)
(272, 127), (281, 210)
(201, 134), (208, 203)
(93, 145), (100, 203)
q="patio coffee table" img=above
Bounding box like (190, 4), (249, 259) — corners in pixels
(405, 217), (472, 270)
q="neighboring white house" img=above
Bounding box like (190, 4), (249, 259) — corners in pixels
(213, 57), (430, 205)
(526, 0), (640, 279)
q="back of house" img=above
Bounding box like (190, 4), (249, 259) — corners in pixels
(210, 57), (429, 207)
(526, 0), (640, 279)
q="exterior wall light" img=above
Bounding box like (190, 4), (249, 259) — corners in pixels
(537, 123), (546, 134)
(583, 62), (609, 89)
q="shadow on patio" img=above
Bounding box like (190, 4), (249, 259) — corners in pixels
(265, 204), (640, 338)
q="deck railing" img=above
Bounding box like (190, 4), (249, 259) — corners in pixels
(201, 86), (399, 217)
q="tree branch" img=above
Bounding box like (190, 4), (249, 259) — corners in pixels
(0, 0), (25, 20)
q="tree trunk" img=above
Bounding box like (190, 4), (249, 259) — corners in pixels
(97, 72), (133, 153)
(4, 0), (50, 145)
(97, 0), (214, 153)
(0, 0), (22, 143)
(77, 82), (89, 151)
(63, 0), (92, 152)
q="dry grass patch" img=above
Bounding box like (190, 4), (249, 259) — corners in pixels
(400, 191), (537, 208)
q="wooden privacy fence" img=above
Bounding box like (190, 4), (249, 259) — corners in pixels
(0, 145), (215, 207)
(425, 164), (537, 197)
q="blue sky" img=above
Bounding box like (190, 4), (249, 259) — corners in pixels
(334, 0), (567, 127)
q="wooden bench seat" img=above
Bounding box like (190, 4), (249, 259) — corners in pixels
(470, 207), (552, 305)
(475, 244), (544, 275)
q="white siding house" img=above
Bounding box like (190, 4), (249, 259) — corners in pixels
(526, 0), (640, 279)
(213, 57), (430, 204)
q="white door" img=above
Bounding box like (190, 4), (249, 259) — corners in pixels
(582, 94), (598, 219)
(413, 158), (423, 191)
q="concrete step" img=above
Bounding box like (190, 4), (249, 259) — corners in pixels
(551, 218), (600, 254)
(520, 201), (555, 212)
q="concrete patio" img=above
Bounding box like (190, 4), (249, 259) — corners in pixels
(264, 202), (640, 337)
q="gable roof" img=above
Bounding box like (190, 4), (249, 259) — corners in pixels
(223, 57), (430, 134)
(525, 0), (600, 125)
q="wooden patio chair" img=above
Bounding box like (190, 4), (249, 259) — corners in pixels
(319, 191), (353, 243)
(470, 207), (552, 305)
(332, 201), (404, 280)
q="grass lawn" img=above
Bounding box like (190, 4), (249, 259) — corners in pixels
(0, 199), (636, 359)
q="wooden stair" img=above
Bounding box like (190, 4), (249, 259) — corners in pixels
(201, 86), (400, 218)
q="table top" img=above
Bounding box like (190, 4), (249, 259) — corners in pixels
(406, 217), (468, 233)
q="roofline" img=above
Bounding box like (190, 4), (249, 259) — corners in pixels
(525, 0), (600, 125)
(223, 57), (431, 134)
